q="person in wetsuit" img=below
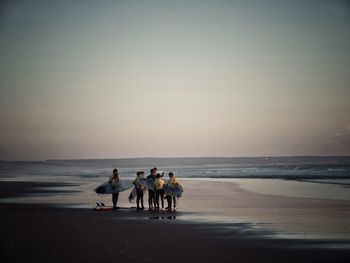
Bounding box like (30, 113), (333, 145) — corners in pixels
(166, 172), (179, 211)
(133, 171), (145, 210)
(109, 168), (120, 209)
(154, 173), (165, 210)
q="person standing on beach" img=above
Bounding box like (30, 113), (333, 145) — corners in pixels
(109, 168), (120, 210)
(152, 167), (159, 208)
(166, 172), (179, 211)
(154, 173), (165, 210)
(146, 168), (154, 210)
(133, 171), (145, 210)
(146, 167), (157, 210)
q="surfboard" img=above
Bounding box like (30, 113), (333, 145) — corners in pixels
(138, 178), (155, 190)
(94, 180), (134, 194)
(128, 187), (137, 203)
(163, 184), (183, 197)
(93, 202), (137, 211)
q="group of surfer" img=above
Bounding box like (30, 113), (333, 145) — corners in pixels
(108, 167), (180, 211)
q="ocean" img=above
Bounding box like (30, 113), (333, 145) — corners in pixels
(1, 156), (350, 240)
(1, 156), (350, 180)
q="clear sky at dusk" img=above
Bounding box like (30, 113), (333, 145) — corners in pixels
(1, 0), (350, 160)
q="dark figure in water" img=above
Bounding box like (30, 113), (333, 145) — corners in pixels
(109, 168), (120, 209)
(133, 171), (145, 210)
(166, 172), (179, 211)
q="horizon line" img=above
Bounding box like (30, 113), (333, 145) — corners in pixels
(1, 154), (350, 162)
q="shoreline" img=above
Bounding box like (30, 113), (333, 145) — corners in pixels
(1, 179), (350, 240)
(1, 181), (350, 262)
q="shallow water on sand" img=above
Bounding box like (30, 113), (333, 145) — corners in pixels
(1, 175), (350, 242)
(227, 178), (350, 201)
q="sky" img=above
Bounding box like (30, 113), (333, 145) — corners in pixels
(0, 0), (350, 160)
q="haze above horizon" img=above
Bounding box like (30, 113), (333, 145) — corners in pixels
(1, 0), (350, 160)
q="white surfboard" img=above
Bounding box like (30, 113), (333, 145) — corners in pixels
(94, 180), (134, 194)
(163, 184), (183, 197)
(138, 178), (155, 190)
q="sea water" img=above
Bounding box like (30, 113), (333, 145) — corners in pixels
(1, 156), (350, 201)
(1, 156), (350, 180)
(1, 156), (350, 204)
(1, 157), (350, 241)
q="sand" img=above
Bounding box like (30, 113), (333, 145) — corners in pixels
(1, 181), (350, 263)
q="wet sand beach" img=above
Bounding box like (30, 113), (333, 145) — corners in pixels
(1, 180), (350, 263)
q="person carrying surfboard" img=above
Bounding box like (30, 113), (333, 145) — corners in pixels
(133, 171), (145, 210)
(109, 168), (120, 209)
(154, 173), (165, 210)
(146, 167), (157, 210)
(165, 172), (179, 211)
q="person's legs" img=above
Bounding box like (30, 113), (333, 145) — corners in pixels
(112, 193), (119, 208)
(136, 190), (141, 209)
(148, 190), (154, 209)
(167, 195), (172, 210)
(155, 190), (160, 209)
(148, 190), (151, 208)
(153, 190), (157, 208)
(173, 196), (176, 209)
(137, 189), (144, 209)
(160, 189), (164, 209)
(140, 191), (144, 209)
(128, 191), (133, 202)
